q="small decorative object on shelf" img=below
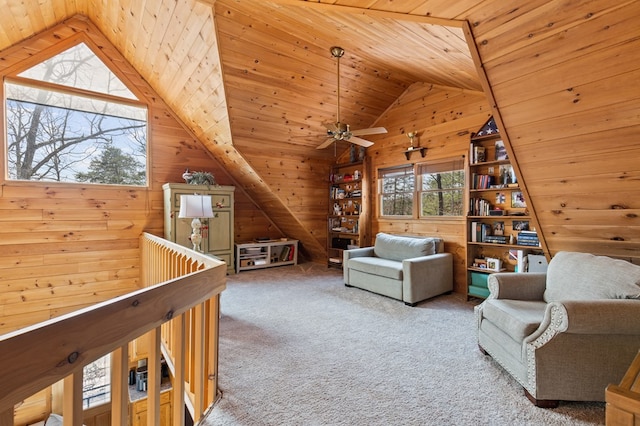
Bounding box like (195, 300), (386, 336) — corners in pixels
(182, 169), (217, 187)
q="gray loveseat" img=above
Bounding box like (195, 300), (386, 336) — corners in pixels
(476, 251), (640, 406)
(343, 233), (453, 306)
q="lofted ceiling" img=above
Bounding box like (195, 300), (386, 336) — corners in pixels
(0, 0), (486, 260)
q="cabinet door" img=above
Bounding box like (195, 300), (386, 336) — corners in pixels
(174, 216), (195, 249)
(206, 211), (231, 253)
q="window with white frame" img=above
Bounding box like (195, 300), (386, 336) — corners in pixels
(418, 158), (465, 217)
(379, 165), (415, 216)
(5, 42), (148, 185)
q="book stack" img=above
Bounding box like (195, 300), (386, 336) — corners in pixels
(470, 222), (492, 242)
(469, 198), (491, 216)
(471, 173), (494, 189)
(517, 230), (540, 247)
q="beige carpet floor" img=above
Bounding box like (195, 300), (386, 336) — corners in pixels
(202, 263), (606, 426)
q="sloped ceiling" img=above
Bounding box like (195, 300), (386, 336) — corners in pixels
(3, 1), (637, 262)
(0, 0), (482, 260)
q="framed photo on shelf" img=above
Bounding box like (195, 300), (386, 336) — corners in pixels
(513, 220), (529, 231)
(495, 140), (508, 161)
(493, 221), (504, 236)
(511, 191), (526, 208)
(486, 257), (502, 271)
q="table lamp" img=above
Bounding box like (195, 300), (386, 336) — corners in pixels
(178, 194), (214, 252)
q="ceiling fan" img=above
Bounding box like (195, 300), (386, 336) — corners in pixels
(316, 46), (387, 150)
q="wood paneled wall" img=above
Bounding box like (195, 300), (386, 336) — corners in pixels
(0, 17), (273, 334)
(467, 0), (640, 262)
(358, 83), (491, 294)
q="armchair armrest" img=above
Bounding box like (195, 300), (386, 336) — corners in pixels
(552, 300), (640, 335)
(343, 247), (375, 284)
(487, 272), (547, 301)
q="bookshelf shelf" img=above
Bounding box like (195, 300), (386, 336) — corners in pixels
(235, 239), (298, 272)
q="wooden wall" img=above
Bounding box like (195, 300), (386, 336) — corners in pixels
(468, 0), (640, 262)
(357, 83), (491, 294)
(0, 17), (273, 334)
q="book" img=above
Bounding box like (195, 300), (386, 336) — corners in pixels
(280, 245), (291, 262)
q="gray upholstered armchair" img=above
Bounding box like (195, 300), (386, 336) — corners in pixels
(475, 251), (640, 406)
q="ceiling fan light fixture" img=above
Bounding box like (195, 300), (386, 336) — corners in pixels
(330, 46), (345, 58)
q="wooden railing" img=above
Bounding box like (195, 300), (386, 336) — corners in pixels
(0, 232), (226, 426)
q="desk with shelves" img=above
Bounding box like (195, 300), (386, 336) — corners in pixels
(235, 239), (298, 272)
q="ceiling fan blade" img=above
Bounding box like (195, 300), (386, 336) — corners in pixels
(316, 137), (336, 149)
(350, 127), (388, 136)
(348, 136), (374, 148)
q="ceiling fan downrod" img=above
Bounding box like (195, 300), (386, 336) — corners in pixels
(330, 46), (345, 124)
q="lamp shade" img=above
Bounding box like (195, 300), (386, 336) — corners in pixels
(179, 194), (214, 218)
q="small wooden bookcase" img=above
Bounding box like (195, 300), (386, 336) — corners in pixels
(235, 239), (298, 272)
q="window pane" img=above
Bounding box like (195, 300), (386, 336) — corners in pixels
(18, 43), (137, 100)
(6, 96), (147, 185)
(379, 165), (414, 216)
(418, 159), (465, 217)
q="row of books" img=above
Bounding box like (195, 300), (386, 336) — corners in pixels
(517, 230), (540, 247)
(471, 173), (494, 189)
(469, 198), (492, 216)
(470, 145), (486, 164)
(279, 245), (295, 262)
(330, 186), (361, 199)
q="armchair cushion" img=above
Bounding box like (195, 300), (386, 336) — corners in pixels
(373, 232), (435, 261)
(544, 251), (640, 302)
(482, 299), (547, 342)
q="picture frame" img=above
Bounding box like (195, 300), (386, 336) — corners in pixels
(486, 257), (502, 271)
(513, 220), (529, 231)
(493, 221), (504, 236)
(511, 191), (526, 208)
(494, 140), (508, 161)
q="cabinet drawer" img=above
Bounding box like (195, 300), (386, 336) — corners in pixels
(173, 193), (231, 209)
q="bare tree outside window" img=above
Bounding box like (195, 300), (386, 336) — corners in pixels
(5, 42), (147, 185)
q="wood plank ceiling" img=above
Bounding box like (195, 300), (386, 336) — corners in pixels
(0, 0), (638, 262)
(0, 0), (481, 261)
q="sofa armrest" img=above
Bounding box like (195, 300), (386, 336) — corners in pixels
(487, 272), (547, 301)
(402, 253), (453, 303)
(343, 247), (375, 284)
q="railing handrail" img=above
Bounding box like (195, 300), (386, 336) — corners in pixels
(0, 232), (226, 419)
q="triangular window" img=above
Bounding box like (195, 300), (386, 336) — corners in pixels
(18, 42), (137, 100)
(5, 41), (147, 186)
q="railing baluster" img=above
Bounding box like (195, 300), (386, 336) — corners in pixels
(172, 314), (186, 426)
(110, 346), (129, 426)
(63, 373), (83, 426)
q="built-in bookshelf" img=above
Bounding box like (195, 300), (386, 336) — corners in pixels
(466, 117), (543, 299)
(327, 159), (370, 269)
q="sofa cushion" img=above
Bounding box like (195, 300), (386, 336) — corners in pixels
(373, 233), (436, 262)
(544, 251), (640, 302)
(482, 299), (547, 342)
(347, 257), (403, 280)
